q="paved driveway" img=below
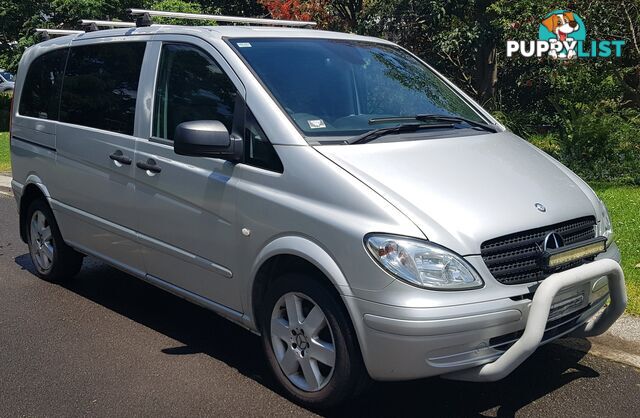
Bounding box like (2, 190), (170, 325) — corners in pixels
(0, 194), (638, 417)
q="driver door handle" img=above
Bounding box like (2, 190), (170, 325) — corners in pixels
(136, 159), (162, 174)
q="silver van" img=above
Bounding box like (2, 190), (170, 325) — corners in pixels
(9, 13), (627, 408)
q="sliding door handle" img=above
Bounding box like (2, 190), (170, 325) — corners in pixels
(109, 151), (132, 166)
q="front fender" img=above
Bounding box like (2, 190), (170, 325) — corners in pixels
(250, 235), (353, 295)
(244, 235), (355, 331)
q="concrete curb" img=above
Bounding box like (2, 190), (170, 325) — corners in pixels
(557, 313), (640, 370)
(0, 173), (11, 195)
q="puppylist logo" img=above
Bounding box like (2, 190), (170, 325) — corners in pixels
(507, 10), (625, 59)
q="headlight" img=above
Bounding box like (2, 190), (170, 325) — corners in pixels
(597, 199), (614, 247)
(365, 234), (484, 290)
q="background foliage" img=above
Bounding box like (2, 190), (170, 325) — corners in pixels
(1, 0), (639, 182)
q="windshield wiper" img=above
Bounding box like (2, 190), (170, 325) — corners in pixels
(369, 114), (500, 133)
(349, 122), (455, 144)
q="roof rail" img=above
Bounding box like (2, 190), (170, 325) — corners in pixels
(80, 20), (136, 32)
(35, 28), (84, 40)
(35, 28), (85, 35)
(127, 8), (316, 28)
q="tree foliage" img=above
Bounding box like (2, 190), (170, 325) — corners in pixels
(0, 0), (638, 182)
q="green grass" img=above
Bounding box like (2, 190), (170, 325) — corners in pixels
(592, 183), (640, 315)
(0, 131), (9, 173)
(0, 130), (637, 313)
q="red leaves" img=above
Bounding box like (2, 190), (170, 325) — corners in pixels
(258, 0), (314, 21)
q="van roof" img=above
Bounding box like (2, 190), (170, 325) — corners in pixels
(36, 24), (393, 46)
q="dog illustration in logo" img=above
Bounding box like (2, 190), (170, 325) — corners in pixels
(541, 11), (580, 58)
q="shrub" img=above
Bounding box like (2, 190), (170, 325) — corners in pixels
(499, 99), (640, 185)
(557, 105), (640, 184)
(528, 133), (561, 159)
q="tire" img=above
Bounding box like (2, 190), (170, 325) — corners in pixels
(26, 199), (83, 282)
(261, 273), (369, 409)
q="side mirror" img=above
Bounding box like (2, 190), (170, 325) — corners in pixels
(174, 120), (232, 157)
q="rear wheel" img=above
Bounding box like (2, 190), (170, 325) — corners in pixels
(261, 273), (369, 408)
(26, 199), (83, 282)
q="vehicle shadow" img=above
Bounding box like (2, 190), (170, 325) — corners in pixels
(324, 343), (597, 417)
(15, 254), (599, 417)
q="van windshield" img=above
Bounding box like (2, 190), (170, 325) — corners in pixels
(230, 38), (488, 141)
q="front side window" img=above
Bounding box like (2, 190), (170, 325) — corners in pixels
(59, 42), (146, 135)
(19, 49), (68, 120)
(153, 43), (237, 140)
(230, 38), (486, 140)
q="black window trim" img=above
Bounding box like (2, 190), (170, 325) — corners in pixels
(149, 136), (173, 147)
(243, 106), (283, 173)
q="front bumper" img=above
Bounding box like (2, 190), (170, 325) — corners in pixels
(344, 255), (626, 382)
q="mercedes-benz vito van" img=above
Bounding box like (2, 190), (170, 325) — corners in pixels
(10, 21), (627, 408)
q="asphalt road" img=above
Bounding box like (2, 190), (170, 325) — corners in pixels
(1, 193), (639, 417)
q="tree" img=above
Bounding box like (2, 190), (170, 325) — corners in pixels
(0, 0), (143, 71)
(357, 1), (501, 103)
(145, 0), (209, 25)
(0, 0), (267, 71)
(258, 0), (333, 23)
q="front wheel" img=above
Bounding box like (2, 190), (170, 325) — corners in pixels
(261, 273), (369, 408)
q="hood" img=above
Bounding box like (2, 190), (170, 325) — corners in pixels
(315, 132), (598, 255)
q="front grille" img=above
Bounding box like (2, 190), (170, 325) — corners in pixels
(481, 217), (597, 285)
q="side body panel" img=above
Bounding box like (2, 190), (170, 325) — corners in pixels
(10, 39), (72, 205)
(133, 37), (246, 311)
(52, 36), (153, 274)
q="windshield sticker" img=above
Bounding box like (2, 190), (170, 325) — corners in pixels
(307, 119), (326, 129)
(237, 42), (252, 48)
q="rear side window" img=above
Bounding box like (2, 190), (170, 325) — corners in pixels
(60, 42), (146, 135)
(19, 48), (68, 120)
(153, 43), (237, 140)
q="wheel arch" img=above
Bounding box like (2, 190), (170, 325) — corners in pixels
(248, 235), (354, 333)
(18, 178), (51, 243)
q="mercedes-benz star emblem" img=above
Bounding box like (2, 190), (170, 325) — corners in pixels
(543, 232), (564, 251)
(535, 203), (546, 212)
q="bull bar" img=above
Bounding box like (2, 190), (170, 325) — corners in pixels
(444, 258), (627, 382)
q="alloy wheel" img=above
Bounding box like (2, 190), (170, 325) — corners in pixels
(270, 292), (336, 392)
(30, 210), (54, 271)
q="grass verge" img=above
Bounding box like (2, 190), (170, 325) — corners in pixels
(0, 131), (9, 173)
(592, 183), (640, 315)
